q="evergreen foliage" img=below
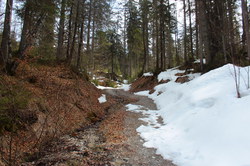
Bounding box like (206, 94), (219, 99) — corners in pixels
(0, 0), (249, 78)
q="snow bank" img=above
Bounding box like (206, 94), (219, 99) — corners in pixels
(157, 68), (200, 82)
(98, 94), (107, 103)
(135, 64), (250, 166)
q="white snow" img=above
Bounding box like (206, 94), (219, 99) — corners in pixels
(134, 90), (150, 96)
(131, 64), (250, 166)
(143, 72), (154, 77)
(157, 68), (200, 82)
(194, 58), (206, 64)
(118, 84), (131, 91)
(126, 104), (143, 111)
(98, 94), (107, 103)
(96, 83), (130, 91)
(96, 85), (116, 90)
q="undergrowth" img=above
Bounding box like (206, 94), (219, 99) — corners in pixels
(0, 78), (31, 135)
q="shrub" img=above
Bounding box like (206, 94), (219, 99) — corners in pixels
(92, 79), (99, 86)
(105, 80), (117, 88)
(0, 82), (31, 135)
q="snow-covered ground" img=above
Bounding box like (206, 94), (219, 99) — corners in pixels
(127, 64), (250, 166)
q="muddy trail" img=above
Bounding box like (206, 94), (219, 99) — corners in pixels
(22, 89), (175, 166)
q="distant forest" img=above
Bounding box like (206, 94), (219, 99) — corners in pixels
(0, 0), (249, 79)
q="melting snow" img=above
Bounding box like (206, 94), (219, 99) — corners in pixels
(130, 64), (250, 166)
(143, 72), (154, 77)
(98, 94), (107, 103)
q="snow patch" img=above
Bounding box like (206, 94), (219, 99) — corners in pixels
(96, 86), (116, 90)
(126, 104), (144, 112)
(194, 58), (206, 64)
(143, 72), (154, 77)
(134, 90), (150, 96)
(119, 84), (131, 91)
(98, 94), (107, 103)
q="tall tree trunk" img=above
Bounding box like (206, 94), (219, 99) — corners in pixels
(183, 0), (188, 64)
(141, 0), (149, 74)
(167, 29), (173, 68)
(175, 32), (180, 66)
(86, 0), (92, 53)
(77, 0), (86, 69)
(91, 2), (96, 70)
(0, 0), (13, 68)
(198, 0), (210, 66)
(142, 21), (147, 74)
(145, 22), (149, 71)
(153, 0), (160, 72)
(123, 8), (128, 77)
(188, 0), (194, 60)
(227, 0), (236, 61)
(66, 0), (74, 60)
(175, 5), (180, 66)
(195, 0), (199, 60)
(197, 0), (207, 70)
(91, 20), (96, 70)
(159, 0), (165, 71)
(86, 0), (92, 70)
(56, 0), (66, 61)
(68, 0), (80, 64)
(241, 0), (250, 60)
(156, 19), (160, 72)
(220, 1), (228, 63)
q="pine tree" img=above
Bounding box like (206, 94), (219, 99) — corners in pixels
(126, 0), (143, 78)
(57, 0), (67, 61)
(140, 0), (150, 74)
(0, 0), (13, 69)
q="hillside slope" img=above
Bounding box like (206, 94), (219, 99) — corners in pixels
(0, 62), (112, 165)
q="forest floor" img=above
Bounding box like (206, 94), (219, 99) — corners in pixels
(22, 89), (175, 166)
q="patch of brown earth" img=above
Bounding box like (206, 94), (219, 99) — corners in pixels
(175, 73), (186, 76)
(130, 76), (158, 93)
(158, 79), (170, 84)
(175, 76), (190, 83)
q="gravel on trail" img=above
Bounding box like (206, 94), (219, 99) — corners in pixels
(22, 89), (176, 166)
(104, 89), (175, 166)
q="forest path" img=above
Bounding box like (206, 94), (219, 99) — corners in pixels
(22, 89), (175, 166)
(103, 89), (175, 166)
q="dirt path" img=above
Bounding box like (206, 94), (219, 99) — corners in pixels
(22, 89), (175, 166)
(104, 89), (175, 166)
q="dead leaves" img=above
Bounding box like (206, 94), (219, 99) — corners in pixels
(100, 110), (126, 144)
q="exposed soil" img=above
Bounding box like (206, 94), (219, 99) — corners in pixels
(129, 76), (158, 93)
(21, 89), (175, 166)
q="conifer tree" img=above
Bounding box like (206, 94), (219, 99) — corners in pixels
(0, 0), (13, 69)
